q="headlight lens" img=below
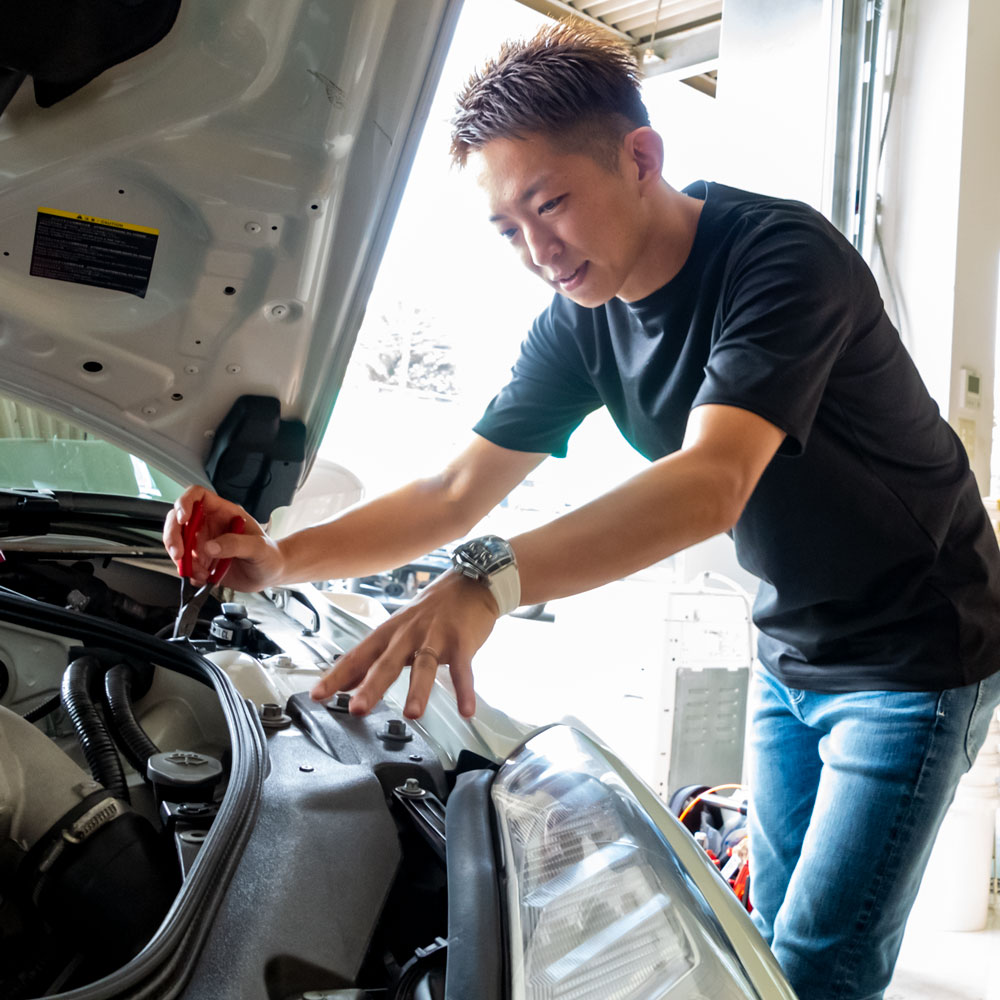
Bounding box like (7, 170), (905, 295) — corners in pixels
(492, 726), (762, 1000)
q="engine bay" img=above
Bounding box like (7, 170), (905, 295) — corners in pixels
(0, 537), (497, 1000)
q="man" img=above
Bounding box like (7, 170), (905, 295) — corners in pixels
(164, 21), (1000, 1000)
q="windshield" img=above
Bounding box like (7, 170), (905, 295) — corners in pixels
(0, 394), (184, 501)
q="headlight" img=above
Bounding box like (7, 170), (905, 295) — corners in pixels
(492, 725), (764, 1000)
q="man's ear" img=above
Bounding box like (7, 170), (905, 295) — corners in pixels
(623, 127), (664, 190)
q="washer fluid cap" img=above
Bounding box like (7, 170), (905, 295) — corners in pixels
(211, 605), (253, 646)
(147, 750), (224, 802)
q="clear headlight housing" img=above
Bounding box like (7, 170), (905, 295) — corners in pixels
(492, 725), (766, 1000)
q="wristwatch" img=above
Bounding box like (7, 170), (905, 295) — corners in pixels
(451, 535), (520, 616)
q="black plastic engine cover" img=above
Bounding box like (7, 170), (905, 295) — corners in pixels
(182, 696), (448, 999)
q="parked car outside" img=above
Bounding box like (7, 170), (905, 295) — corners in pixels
(346, 543), (551, 620)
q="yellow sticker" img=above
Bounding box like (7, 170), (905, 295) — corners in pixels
(32, 207), (160, 298)
(37, 206), (159, 236)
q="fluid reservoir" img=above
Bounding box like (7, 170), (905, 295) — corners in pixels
(206, 647), (284, 706)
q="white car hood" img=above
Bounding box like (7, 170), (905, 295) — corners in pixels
(0, 0), (460, 499)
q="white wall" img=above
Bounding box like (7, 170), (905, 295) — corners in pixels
(877, 0), (1000, 490)
(715, 0), (840, 208)
(717, 0), (1000, 490)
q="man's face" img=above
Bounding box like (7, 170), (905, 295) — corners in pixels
(475, 132), (650, 307)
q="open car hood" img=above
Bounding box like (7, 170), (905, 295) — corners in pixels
(0, 0), (461, 514)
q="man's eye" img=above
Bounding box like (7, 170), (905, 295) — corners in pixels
(538, 196), (564, 215)
(499, 227), (517, 240)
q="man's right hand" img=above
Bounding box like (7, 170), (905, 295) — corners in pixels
(163, 487), (285, 591)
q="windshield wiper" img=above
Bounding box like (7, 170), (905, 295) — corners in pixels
(0, 490), (173, 547)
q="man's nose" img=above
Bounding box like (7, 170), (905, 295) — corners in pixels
(522, 223), (560, 269)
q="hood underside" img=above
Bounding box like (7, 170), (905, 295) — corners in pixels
(0, 0), (461, 495)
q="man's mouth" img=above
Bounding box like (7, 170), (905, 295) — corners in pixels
(554, 262), (587, 291)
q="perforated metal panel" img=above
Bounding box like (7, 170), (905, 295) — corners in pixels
(669, 665), (749, 793)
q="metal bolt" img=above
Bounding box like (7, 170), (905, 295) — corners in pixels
(179, 829), (208, 844)
(259, 703), (291, 730)
(184, 365), (199, 375)
(327, 691), (351, 713)
(299, 765), (314, 773)
(269, 303), (288, 319)
(377, 717), (413, 744)
(141, 405), (157, 416)
(244, 221), (262, 233)
(409, 754), (423, 762)
(226, 363), (241, 374)
(397, 777), (425, 798)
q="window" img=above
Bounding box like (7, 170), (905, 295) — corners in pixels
(0, 393), (182, 501)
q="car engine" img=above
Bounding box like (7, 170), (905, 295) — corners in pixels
(0, 535), (495, 1000)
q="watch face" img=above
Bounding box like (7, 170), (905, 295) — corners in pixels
(453, 535), (515, 576)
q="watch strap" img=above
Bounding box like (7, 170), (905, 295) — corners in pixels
(486, 562), (521, 616)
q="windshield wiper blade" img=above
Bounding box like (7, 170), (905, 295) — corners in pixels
(0, 490), (173, 544)
(0, 489), (60, 510)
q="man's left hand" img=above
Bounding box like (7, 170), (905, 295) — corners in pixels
(310, 570), (499, 719)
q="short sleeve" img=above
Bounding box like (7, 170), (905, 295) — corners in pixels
(474, 298), (602, 457)
(691, 219), (860, 455)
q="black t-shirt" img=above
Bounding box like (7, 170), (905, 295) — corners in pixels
(474, 181), (1000, 692)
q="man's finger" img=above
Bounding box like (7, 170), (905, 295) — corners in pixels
(449, 658), (477, 718)
(201, 530), (258, 562)
(165, 488), (210, 567)
(349, 635), (420, 715)
(173, 486), (207, 525)
(310, 643), (380, 702)
(310, 623), (398, 701)
(404, 647), (444, 718)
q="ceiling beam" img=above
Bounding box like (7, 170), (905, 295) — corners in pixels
(512, 0), (635, 43)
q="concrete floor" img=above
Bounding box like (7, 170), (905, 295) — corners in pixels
(473, 582), (999, 1000)
(889, 900), (999, 1000)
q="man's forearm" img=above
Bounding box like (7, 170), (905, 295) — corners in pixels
(274, 475), (477, 585)
(272, 436), (547, 586)
(510, 405), (786, 606)
(509, 449), (738, 606)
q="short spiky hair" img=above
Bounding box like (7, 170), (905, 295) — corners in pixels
(450, 20), (650, 171)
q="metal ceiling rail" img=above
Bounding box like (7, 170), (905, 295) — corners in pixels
(514, 0), (722, 88)
(516, 0), (722, 45)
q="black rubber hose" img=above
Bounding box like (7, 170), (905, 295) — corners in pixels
(105, 663), (160, 777)
(61, 654), (129, 803)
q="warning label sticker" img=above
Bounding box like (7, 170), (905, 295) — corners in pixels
(30, 207), (159, 298)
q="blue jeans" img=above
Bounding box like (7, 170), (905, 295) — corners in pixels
(747, 663), (1000, 1000)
